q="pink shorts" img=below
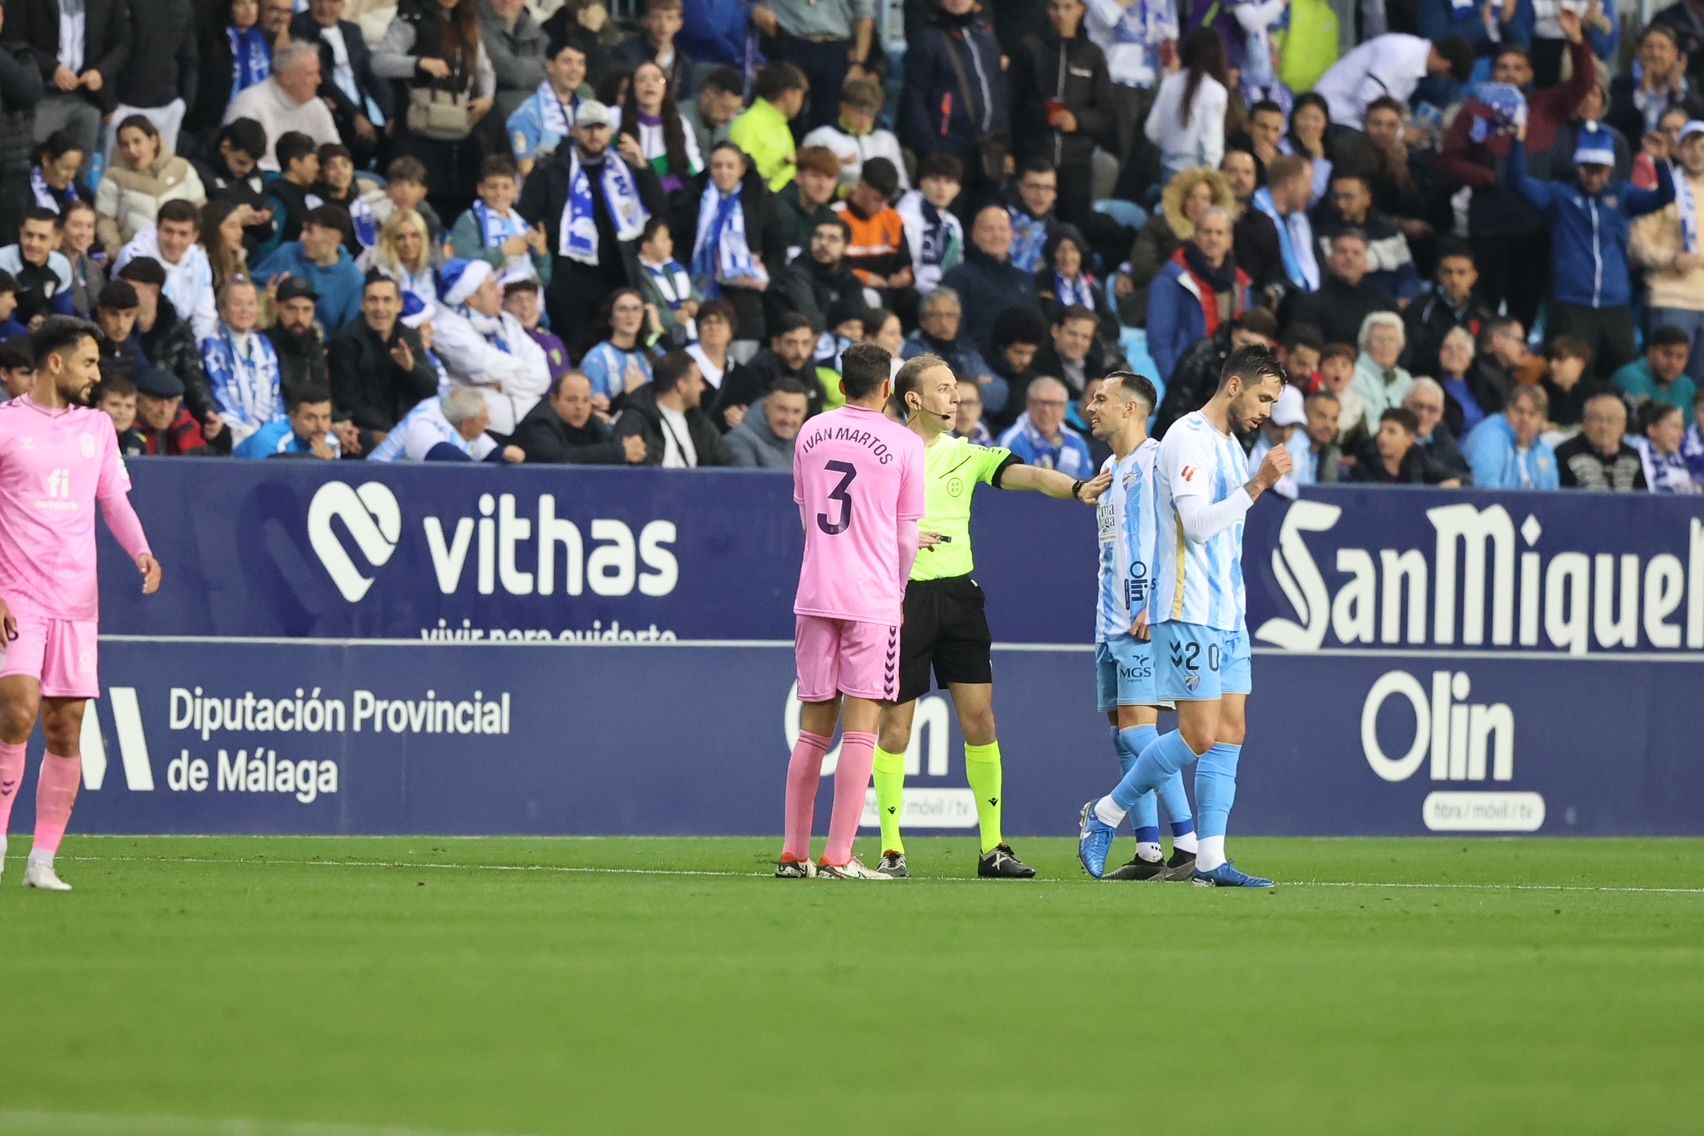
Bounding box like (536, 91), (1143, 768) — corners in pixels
(794, 614), (900, 703)
(0, 613), (99, 699)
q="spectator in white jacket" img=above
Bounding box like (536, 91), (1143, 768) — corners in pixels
(431, 258), (550, 436)
(95, 116), (207, 258)
(114, 200), (219, 342)
(801, 77), (910, 197)
(1311, 33), (1474, 129)
(1145, 28), (1228, 185)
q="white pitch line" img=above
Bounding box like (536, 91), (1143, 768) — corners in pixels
(0, 1109), (543, 1136)
(43, 853), (1704, 895)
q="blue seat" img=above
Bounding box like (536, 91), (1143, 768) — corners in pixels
(1093, 199), (1148, 231)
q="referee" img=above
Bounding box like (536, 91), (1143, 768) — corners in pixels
(873, 355), (1109, 878)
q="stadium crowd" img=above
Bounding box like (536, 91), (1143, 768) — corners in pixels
(0, 0), (1701, 492)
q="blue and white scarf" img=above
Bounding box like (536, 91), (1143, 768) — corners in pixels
(918, 198), (957, 270)
(1468, 83), (1527, 145)
(228, 26), (272, 95)
(1010, 208), (1049, 274)
(1108, 0), (1177, 85)
(463, 307), (513, 355)
(1682, 421), (1704, 486)
(1676, 165), (1700, 255)
(1253, 186), (1319, 290)
(473, 199), (535, 278)
(536, 79), (577, 138)
(30, 166), (78, 213)
(690, 184), (768, 297)
(1053, 272), (1096, 310)
(642, 257), (694, 315)
(560, 151), (649, 266)
(1639, 435), (1702, 494)
(1013, 413), (1091, 476)
(203, 326), (281, 442)
(350, 194), (380, 251)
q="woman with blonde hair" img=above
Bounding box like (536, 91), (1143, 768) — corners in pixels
(95, 116), (208, 257)
(360, 207), (439, 312)
(1113, 166), (1235, 325)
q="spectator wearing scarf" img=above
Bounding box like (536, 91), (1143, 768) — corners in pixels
(897, 154), (966, 296)
(994, 375), (1095, 476)
(449, 156), (549, 284)
(689, 142), (781, 349)
(505, 38), (593, 172)
(518, 99), (663, 344)
(1631, 120), (1704, 387)
(1681, 391), (1704, 488)
(1252, 155), (1320, 294)
(429, 258), (551, 435)
(1145, 207), (1250, 381)
(1035, 226), (1119, 349)
(29, 133), (90, 216)
(1634, 403), (1702, 493)
(200, 279), (282, 448)
(1608, 26), (1704, 146)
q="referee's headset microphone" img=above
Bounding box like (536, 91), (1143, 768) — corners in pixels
(905, 390), (954, 426)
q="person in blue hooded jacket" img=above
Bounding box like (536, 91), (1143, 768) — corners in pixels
(1506, 121), (1673, 383)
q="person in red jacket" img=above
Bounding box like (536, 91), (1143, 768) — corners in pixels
(133, 365), (210, 456)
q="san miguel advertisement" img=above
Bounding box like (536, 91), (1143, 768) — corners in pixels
(62, 463), (1704, 838)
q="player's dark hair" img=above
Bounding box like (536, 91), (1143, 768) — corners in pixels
(840, 343), (892, 401)
(1380, 407), (1420, 435)
(30, 315), (99, 365)
(289, 382), (334, 411)
(652, 350), (697, 395)
(1220, 344), (1288, 391)
(895, 353), (949, 406)
(1106, 370), (1159, 417)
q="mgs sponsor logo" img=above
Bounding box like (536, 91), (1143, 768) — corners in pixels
(1257, 501), (1704, 655)
(307, 481), (680, 604)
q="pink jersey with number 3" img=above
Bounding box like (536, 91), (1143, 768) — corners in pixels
(0, 396), (150, 621)
(792, 404), (925, 624)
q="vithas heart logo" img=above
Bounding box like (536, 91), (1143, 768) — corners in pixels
(308, 481), (403, 603)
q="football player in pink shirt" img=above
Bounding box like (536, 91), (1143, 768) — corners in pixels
(780, 342), (926, 880)
(0, 317), (162, 891)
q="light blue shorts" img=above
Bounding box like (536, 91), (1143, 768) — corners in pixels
(1154, 622), (1252, 702)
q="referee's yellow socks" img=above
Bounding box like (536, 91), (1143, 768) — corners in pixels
(964, 742), (1004, 855)
(872, 747), (907, 854)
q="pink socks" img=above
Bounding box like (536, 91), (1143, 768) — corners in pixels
(822, 731), (876, 867)
(0, 740), (25, 835)
(782, 731), (830, 863)
(33, 752), (81, 857)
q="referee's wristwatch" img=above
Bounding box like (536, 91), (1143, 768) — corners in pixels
(1071, 478), (1086, 501)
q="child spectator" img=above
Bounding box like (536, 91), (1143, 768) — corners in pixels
(635, 218), (700, 348)
(803, 77), (911, 198)
(450, 156), (549, 283)
(95, 375), (148, 456)
(832, 157), (914, 319)
(897, 154), (965, 296)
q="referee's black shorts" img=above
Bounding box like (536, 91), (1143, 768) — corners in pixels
(897, 574), (994, 703)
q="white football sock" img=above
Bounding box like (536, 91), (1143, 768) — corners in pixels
(1196, 836), (1226, 871)
(1173, 831), (1199, 855)
(1136, 841), (1162, 863)
(1093, 796), (1126, 828)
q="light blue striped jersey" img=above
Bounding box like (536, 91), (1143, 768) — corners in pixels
(1153, 411), (1248, 631)
(1095, 438), (1159, 643)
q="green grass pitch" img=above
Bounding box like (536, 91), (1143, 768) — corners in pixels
(2, 836), (1702, 1136)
